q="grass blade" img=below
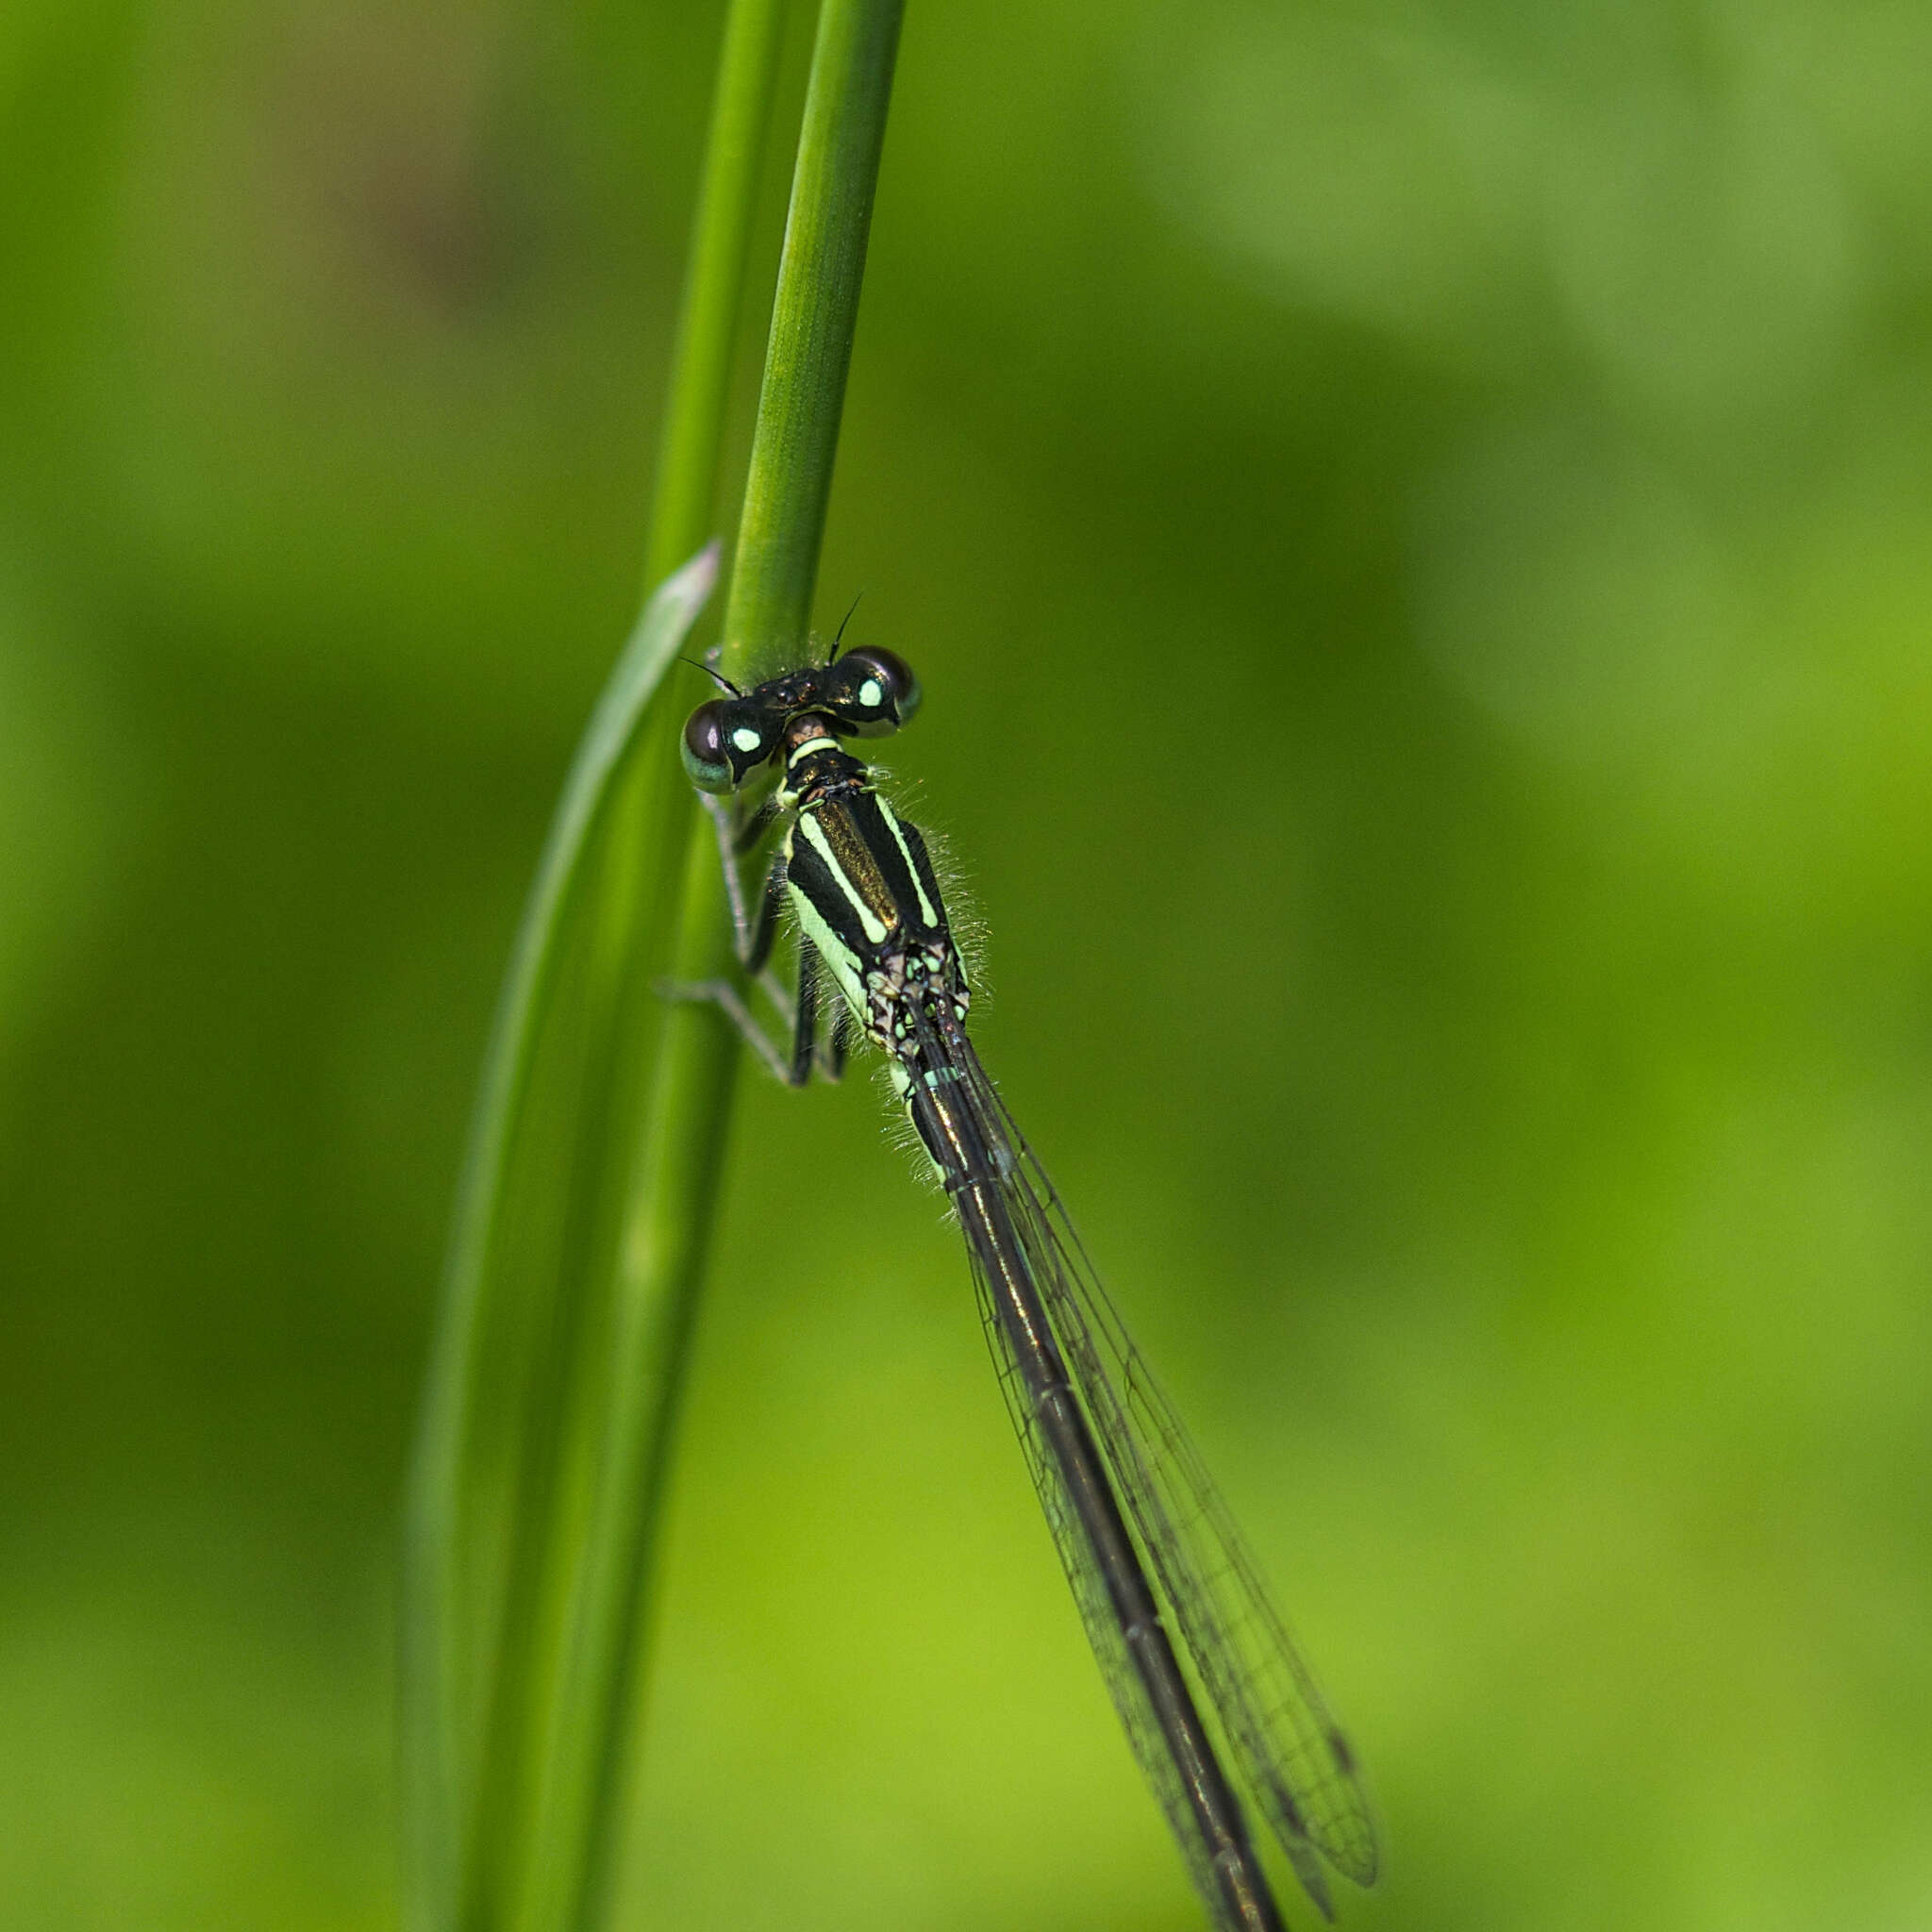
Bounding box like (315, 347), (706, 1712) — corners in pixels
(724, 0), (906, 657)
(403, 543), (718, 1932)
(558, 8), (908, 1925)
(404, 1), (907, 1926)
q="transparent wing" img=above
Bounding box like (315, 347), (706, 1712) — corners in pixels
(956, 1037), (1379, 1906)
(964, 1237), (1265, 1932)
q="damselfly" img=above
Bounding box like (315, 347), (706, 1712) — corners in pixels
(675, 643), (1378, 1932)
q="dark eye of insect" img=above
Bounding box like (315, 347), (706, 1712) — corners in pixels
(827, 645), (921, 736)
(681, 699), (774, 793)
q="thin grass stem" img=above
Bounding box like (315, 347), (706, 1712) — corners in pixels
(562, 5), (908, 1924)
(405, 2), (906, 1927)
(403, 4), (791, 1928)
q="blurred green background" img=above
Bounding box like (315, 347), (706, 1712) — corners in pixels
(5, 0), (1930, 1927)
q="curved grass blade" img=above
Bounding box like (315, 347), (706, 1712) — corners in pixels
(406, 0), (908, 1923)
(403, 541), (717, 1932)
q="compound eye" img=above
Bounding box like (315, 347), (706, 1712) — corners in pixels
(682, 700), (773, 792)
(830, 645), (922, 736)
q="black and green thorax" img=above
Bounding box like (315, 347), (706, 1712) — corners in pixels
(776, 731), (969, 1055)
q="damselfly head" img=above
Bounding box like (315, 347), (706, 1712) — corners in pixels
(682, 647), (922, 791)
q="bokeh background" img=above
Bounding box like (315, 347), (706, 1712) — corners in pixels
(4, 0), (1930, 1927)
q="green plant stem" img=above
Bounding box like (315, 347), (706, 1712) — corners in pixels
(565, 0), (908, 1923)
(407, 5), (791, 1930)
(408, 0), (908, 1922)
(558, 832), (740, 1932)
(645, 0), (789, 588)
(474, 3), (799, 1926)
(724, 0), (906, 663)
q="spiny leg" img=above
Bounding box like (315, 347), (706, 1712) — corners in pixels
(665, 934), (840, 1090)
(699, 790), (792, 1017)
(668, 810), (841, 1086)
(827, 1001), (852, 1081)
(668, 974), (798, 1084)
(790, 938), (821, 1085)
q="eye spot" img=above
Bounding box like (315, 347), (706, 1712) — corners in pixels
(858, 677), (883, 708)
(731, 726), (763, 754)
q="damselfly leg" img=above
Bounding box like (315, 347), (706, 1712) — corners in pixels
(665, 790), (849, 1086)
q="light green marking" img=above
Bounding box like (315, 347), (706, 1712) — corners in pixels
(877, 797), (940, 927)
(797, 812), (890, 944)
(784, 850), (868, 1019)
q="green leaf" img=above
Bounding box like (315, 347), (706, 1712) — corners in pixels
(402, 543), (717, 1932)
(403, 1), (907, 1926)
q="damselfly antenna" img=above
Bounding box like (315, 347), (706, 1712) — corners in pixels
(828, 589), (866, 662)
(679, 655), (742, 697)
